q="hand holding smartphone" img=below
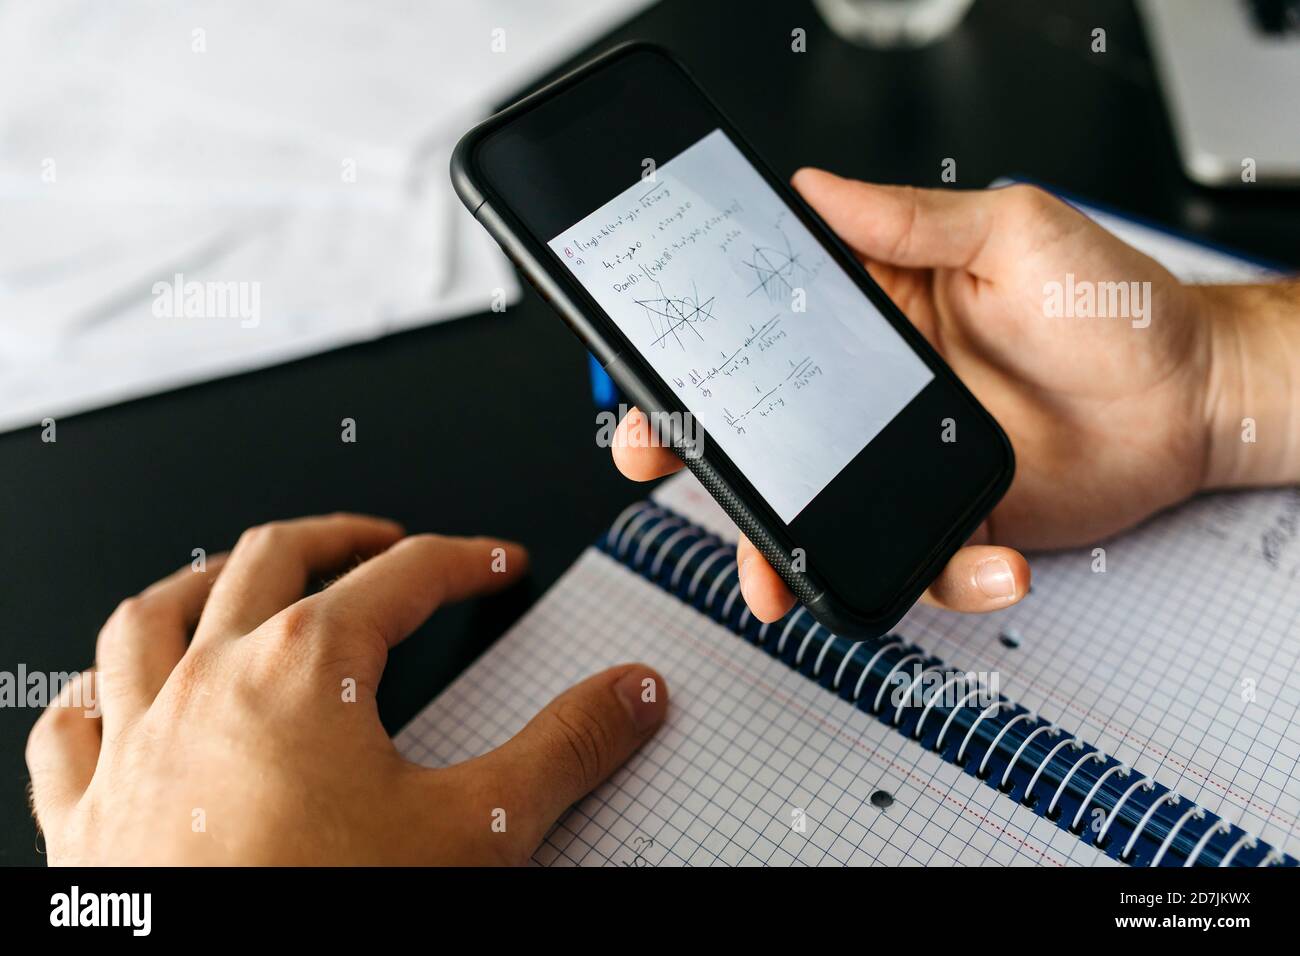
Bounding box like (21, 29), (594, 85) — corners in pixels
(452, 43), (1015, 637)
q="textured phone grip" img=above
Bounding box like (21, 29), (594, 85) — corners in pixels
(674, 446), (824, 608)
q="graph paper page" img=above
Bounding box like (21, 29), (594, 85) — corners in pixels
(396, 547), (1109, 867)
(899, 489), (1300, 861)
(649, 456), (1300, 863)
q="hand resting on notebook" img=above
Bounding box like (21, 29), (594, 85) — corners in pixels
(26, 514), (667, 864)
(613, 171), (1300, 623)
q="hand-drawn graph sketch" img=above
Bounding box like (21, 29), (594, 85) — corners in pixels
(549, 129), (932, 522)
(742, 213), (821, 305)
(634, 280), (719, 351)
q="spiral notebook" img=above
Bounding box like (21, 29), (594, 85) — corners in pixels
(396, 194), (1299, 867)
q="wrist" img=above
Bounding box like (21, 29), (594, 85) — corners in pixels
(1198, 283), (1300, 490)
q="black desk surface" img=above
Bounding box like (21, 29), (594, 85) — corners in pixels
(2, 0), (1297, 864)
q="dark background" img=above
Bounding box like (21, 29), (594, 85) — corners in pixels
(2, 0), (1297, 865)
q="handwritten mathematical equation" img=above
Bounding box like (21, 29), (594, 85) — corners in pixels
(654, 306), (824, 438)
(559, 184), (746, 281)
(720, 351), (824, 436)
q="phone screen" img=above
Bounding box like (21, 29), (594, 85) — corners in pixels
(547, 128), (933, 522)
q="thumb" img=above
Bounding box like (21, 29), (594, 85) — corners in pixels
(791, 167), (1011, 276)
(449, 664), (668, 861)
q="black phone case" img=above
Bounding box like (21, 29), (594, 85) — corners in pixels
(449, 41), (1015, 638)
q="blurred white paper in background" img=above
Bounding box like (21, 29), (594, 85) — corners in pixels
(0, 0), (654, 431)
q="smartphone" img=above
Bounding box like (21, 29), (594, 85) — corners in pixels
(451, 42), (1014, 637)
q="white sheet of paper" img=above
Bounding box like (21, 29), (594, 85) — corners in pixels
(0, 0), (656, 431)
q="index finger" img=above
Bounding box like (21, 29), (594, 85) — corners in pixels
(193, 513), (404, 645)
(309, 533), (529, 654)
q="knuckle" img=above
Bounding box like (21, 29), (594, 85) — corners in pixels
(251, 598), (386, 692)
(1004, 183), (1050, 219)
(270, 602), (322, 645)
(24, 711), (57, 765)
(393, 532), (443, 554)
(25, 689), (89, 765)
(107, 595), (150, 630)
(235, 520), (289, 554)
(549, 701), (614, 792)
(96, 595), (155, 657)
(389, 534), (450, 582)
(248, 602), (338, 683)
(892, 186), (922, 262)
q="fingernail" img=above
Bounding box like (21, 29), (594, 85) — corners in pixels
(975, 557), (1016, 601)
(615, 669), (666, 734)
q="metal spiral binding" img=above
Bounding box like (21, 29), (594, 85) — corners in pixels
(810, 631), (841, 678)
(703, 562), (736, 610)
(615, 506), (665, 558)
(892, 664), (946, 726)
(648, 525), (694, 578)
(1047, 750), (1105, 819)
(978, 712), (1036, 779)
(874, 653), (926, 713)
(958, 702), (1012, 765)
(1123, 793), (1180, 863)
(669, 537), (715, 590)
(914, 674), (973, 741)
(607, 501), (653, 554)
(1001, 725), (1060, 790)
(1073, 764), (1131, 833)
(1219, 833), (1259, 867)
(720, 579), (744, 620)
(851, 639), (902, 702)
(1023, 737), (1079, 806)
(687, 548), (730, 601)
(775, 607), (809, 655)
(1096, 777), (1155, 849)
(1150, 805), (1204, 868)
(635, 516), (685, 568)
(794, 622), (824, 667)
(933, 684), (988, 752)
(1186, 820), (1232, 867)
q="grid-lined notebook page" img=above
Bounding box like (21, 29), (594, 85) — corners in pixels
(651, 454), (1300, 863)
(395, 548), (1110, 867)
(900, 489), (1300, 861)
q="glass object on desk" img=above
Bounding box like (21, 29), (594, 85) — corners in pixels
(813, 0), (976, 48)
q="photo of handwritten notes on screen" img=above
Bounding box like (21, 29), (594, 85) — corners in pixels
(549, 129), (933, 522)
